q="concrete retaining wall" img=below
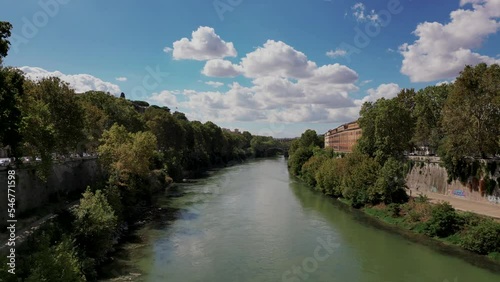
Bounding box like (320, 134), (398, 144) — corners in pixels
(406, 157), (500, 205)
(0, 158), (103, 223)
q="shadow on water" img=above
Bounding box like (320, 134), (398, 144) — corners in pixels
(100, 181), (210, 281)
(288, 180), (500, 275)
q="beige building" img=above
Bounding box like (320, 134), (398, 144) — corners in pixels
(324, 121), (362, 153)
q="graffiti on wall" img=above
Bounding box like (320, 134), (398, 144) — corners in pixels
(452, 190), (466, 197)
(487, 195), (500, 204)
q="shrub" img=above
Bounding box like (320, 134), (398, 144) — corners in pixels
(73, 189), (118, 268)
(301, 155), (327, 187)
(387, 203), (401, 217)
(415, 194), (429, 203)
(342, 152), (380, 208)
(459, 219), (500, 255)
(26, 238), (85, 282)
(288, 146), (314, 176)
(372, 158), (409, 204)
(424, 202), (460, 238)
(315, 157), (346, 197)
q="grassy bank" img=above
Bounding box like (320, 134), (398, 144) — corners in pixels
(360, 195), (500, 264)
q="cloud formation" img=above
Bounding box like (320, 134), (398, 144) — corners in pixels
(326, 49), (347, 58)
(400, 0), (500, 82)
(159, 27), (401, 125)
(202, 59), (243, 77)
(205, 81), (224, 88)
(355, 83), (401, 105)
(148, 90), (179, 107)
(20, 66), (121, 95)
(115, 77), (127, 82)
(170, 26), (237, 61)
(352, 3), (380, 23)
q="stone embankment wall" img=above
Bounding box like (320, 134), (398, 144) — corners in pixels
(0, 158), (103, 223)
(406, 156), (500, 205)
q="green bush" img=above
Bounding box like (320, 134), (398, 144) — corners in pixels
(342, 152), (380, 208)
(73, 188), (118, 269)
(300, 155), (327, 187)
(315, 157), (346, 197)
(459, 219), (500, 255)
(372, 158), (409, 204)
(26, 238), (85, 282)
(415, 194), (429, 203)
(424, 202), (460, 238)
(288, 146), (314, 176)
(387, 203), (401, 217)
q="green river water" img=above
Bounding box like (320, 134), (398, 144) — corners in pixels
(106, 157), (500, 282)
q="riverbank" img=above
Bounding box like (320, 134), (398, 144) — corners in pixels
(334, 196), (500, 267)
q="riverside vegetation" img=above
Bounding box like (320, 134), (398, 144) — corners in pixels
(0, 21), (285, 281)
(287, 63), (500, 264)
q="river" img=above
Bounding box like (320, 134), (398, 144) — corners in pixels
(105, 157), (500, 282)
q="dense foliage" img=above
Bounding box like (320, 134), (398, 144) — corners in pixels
(288, 130), (409, 208)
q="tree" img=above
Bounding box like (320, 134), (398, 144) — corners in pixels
(0, 67), (24, 157)
(78, 97), (109, 153)
(22, 77), (85, 155)
(299, 129), (322, 148)
(0, 21), (12, 64)
(73, 189), (117, 270)
(301, 155), (327, 187)
(98, 124), (157, 179)
(78, 91), (144, 133)
(288, 146), (314, 176)
(441, 63), (500, 159)
(373, 158), (409, 204)
(341, 150), (380, 207)
(145, 107), (186, 152)
(358, 98), (415, 163)
(316, 157), (347, 197)
(26, 238), (85, 282)
(412, 84), (451, 150)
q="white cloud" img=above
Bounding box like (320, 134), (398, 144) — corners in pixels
(326, 49), (347, 58)
(163, 47), (173, 53)
(20, 66), (121, 95)
(305, 64), (358, 85)
(360, 79), (373, 86)
(115, 77), (127, 82)
(355, 83), (401, 105)
(205, 81), (224, 88)
(148, 90), (179, 107)
(400, 0), (500, 82)
(352, 3), (380, 23)
(171, 26), (237, 61)
(240, 40), (317, 79)
(202, 59), (243, 77)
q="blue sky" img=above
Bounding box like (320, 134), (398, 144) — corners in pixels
(1, 0), (499, 137)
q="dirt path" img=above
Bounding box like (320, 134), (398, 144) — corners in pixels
(409, 190), (500, 220)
